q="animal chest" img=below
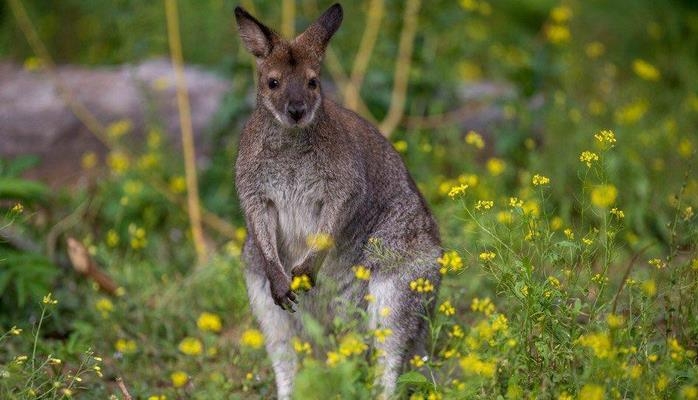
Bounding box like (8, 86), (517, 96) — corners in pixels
(258, 154), (325, 268)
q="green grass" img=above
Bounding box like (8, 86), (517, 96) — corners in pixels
(1, 0), (698, 399)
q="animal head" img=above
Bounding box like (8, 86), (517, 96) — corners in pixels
(235, 3), (343, 129)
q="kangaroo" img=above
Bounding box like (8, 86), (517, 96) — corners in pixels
(234, 3), (441, 398)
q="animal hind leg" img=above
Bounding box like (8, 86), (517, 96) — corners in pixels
(243, 242), (298, 399)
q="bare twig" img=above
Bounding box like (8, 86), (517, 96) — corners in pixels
(281, 0), (295, 38)
(166, 0), (208, 266)
(344, 0), (385, 110)
(378, 0), (421, 137)
(67, 237), (119, 295)
(115, 377), (133, 400)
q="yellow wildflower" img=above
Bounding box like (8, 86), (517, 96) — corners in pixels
(23, 56), (43, 71)
(409, 278), (435, 293)
(410, 354), (425, 368)
(10, 326), (22, 335)
(678, 138), (694, 159)
(577, 331), (613, 358)
(326, 351), (344, 367)
(606, 313), (625, 328)
(550, 5), (572, 23)
(95, 297), (114, 318)
(648, 258), (666, 269)
(169, 176), (187, 194)
(240, 329), (264, 349)
(115, 339), (137, 354)
(615, 101), (648, 125)
(471, 297), (495, 316)
(579, 384), (604, 400)
(439, 300), (456, 316)
(585, 41), (605, 59)
(353, 265), (371, 280)
(591, 184), (617, 208)
(364, 294), (376, 303)
(293, 338), (312, 355)
(437, 250), (464, 274)
(105, 229), (119, 247)
(448, 184), (468, 199)
(170, 371), (188, 388)
(680, 385), (698, 399)
(545, 24), (570, 44)
(81, 152), (98, 169)
(306, 233), (334, 250)
(291, 274), (313, 291)
(610, 208), (625, 219)
(197, 312), (223, 333)
(450, 325), (464, 338)
(579, 151), (599, 167)
(373, 328), (393, 343)
(178, 337), (203, 356)
(128, 224), (147, 249)
(532, 174), (550, 186)
(475, 200), (494, 210)
(497, 211), (514, 224)
(594, 129), (617, 147)
(642, 279), (657, 297)
(42, 293), (58, 305)
(465, 130), (485, 149)
(107, 119), (132, 140)
(486, 158), (506, 176)
(459, 353), (496, 378)
(633, 59), (661, 81)
(393, 140), (408, 153)
(338, 334), (367, 357)
(509, 197), (523, 208)
(657, 374), (669, 391)
(479, 251), (496, 262)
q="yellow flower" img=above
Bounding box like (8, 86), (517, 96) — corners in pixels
(633, 59), (661, 81)
(448, 184), (468, 199)
(42, 293), (58, 305)
(170, 371), (188, 388)
(11, 202), (24, 214)
(471, 297), (495, 316)
(656, 374), (669, 391)
(545, 24), (570, 44)
(479, 252), (496, 262)
(128, 224), (147, 249)
(326, 351), (344, 367)
(509, 197), (523, 208)
(115, 339), (138, 354)
(439, 300), (456, 316)
(579, 151), (599, 167)
(23, 56), (43, 71)
(550, 5), (572, 23)
(291, 274), (313, 291)
(393, 140), (408, 153)
(459, 353), (496, 378)
(338, 334), (368, 357)
(9, 326), (22, 335)
(585, 41), (605, 59)
(606, 313), (625, 328)
(642, 279), (657, 297)
(353, 265), (371, 280)
(178, 337), (203, 356)
(169, 176), (187, 194)
(107, 151), (130, 174)
(610, 208), (625, 219)
(590, 184), (617, 208)
(594, 129), (617, 147)
(465, 130), (485, 149)
(680, 385), (698, 400)
(576, 332), (613, 358)
(240, 329), (264, 349)
(306, 233), (334, 251)
(475, 200), (494, 210)
(373, 328), (393, 343)
(615, 101), (648, 125)
(648, 258), (666, 269)
(409, 278), (434, 293)
(95, 297), (114, 318)
(678, 138), (694, 159)
(497, 211), (514, 224)
(197, 312), (222, 333)
(364, 294), (376, 303)
(437, 250), (464, 274)
(81, 152), (98, 170)
(532, 174), (550, 186)
(579, 384), (604, 400)
(449, 325), (464, 338)
(293, 337), (312, 355)
(486, 158), (506, 176)
(410, 354), (425, 368)
(105, 229), (119, 247)
(107, 119), (132, 140)
(148, 396), (167, 400)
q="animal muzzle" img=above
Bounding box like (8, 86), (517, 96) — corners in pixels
(287, 101), (307, 123)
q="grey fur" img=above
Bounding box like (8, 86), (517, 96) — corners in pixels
(234, 3), (441, 398)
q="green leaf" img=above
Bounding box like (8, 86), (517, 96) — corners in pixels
(397, 371), (428, 385)
(0, 177), (50, 203)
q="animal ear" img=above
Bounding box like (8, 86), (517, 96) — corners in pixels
(235, 6), (280, 58)
(295, 3), (343, 58)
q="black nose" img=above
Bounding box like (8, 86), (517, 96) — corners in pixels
(288, 102), (306, 122)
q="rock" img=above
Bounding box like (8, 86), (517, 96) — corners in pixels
(0, 59), (230, 186)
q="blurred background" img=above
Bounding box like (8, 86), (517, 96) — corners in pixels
(1, 0), (697, 398)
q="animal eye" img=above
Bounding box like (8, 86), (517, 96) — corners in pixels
(308, 78), (318, 89)
(268, 78), (280, 89)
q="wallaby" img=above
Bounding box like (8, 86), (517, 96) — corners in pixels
(234, 3), (441, 398)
